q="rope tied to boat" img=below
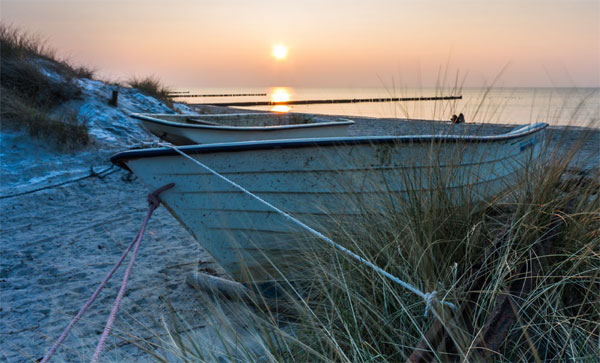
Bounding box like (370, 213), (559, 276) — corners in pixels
(41, 183), (174, 363)
(161, 143), (457, 316)
(147, 183), (173, 208)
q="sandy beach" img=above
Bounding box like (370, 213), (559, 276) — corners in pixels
(1, 99), (598, 361)
(1, 3), (598, 359)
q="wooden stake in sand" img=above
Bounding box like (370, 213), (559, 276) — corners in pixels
(109, 86), (119, 107)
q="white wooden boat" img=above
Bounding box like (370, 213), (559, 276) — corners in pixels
(111, 123), (547, 283)
(131, 112), (354, 145)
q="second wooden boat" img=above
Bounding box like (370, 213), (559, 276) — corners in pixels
(131, 112), (354, 145)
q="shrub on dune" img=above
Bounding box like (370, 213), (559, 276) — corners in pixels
(0, 23), (91, 150)
(127, 75), (173, 106)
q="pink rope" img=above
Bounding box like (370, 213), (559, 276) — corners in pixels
(90, 208), (148, 362)
(41, 232), (139, 363)
(42, 183), (174, 362)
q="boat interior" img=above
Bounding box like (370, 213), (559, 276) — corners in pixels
(133, 112), (320, 127)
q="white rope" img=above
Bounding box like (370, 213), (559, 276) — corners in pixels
(423, 291), (438, 317)
(162, 143), (457, 316)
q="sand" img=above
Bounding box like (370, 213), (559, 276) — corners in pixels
(1, 104), (598, 361)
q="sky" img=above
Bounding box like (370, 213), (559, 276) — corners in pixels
(1, 0), (599, 88)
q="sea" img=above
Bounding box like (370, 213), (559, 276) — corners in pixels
(173, 87), (599, 128)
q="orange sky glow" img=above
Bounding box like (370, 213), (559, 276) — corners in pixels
(1, 0), (598, 88)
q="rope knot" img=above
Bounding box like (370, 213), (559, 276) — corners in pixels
(147, 183), (175, 209)
(423, 291), (438, 317)
(147, 193), (161, 209)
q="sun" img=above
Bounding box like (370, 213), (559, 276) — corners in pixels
(272, 44), (288, 60)
(271, 87), (291, 103)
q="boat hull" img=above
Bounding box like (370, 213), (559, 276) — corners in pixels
(112, 123), (547, 282)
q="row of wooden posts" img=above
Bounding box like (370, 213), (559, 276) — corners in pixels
(191, 95), (462, 107)
(109, 86), (461, 108)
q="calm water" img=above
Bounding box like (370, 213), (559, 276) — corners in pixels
(175, 87), (599, 128)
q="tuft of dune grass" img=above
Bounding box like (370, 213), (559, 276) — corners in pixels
(0, 23), (55, 60)
(1, 57), (81, 107)
(0, 23), (95, 80)
(1, 88), (90, 151)
(127, 76), (173, 107)
(0, 23), (91, 150)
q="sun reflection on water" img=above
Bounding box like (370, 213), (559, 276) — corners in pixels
(271, 105), (291, 112)
(270, 87), (292, 113)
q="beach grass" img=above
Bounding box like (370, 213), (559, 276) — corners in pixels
(0, 89), (90, 151)
(284, 136), (596, 362)
(0, 23), (95, 81)
(0, 24), (91, 150)
(127, 76), (173, 107)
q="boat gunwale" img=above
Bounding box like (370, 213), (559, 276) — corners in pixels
(131, 112), (355, 131)
(111, 122), (548, 170)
